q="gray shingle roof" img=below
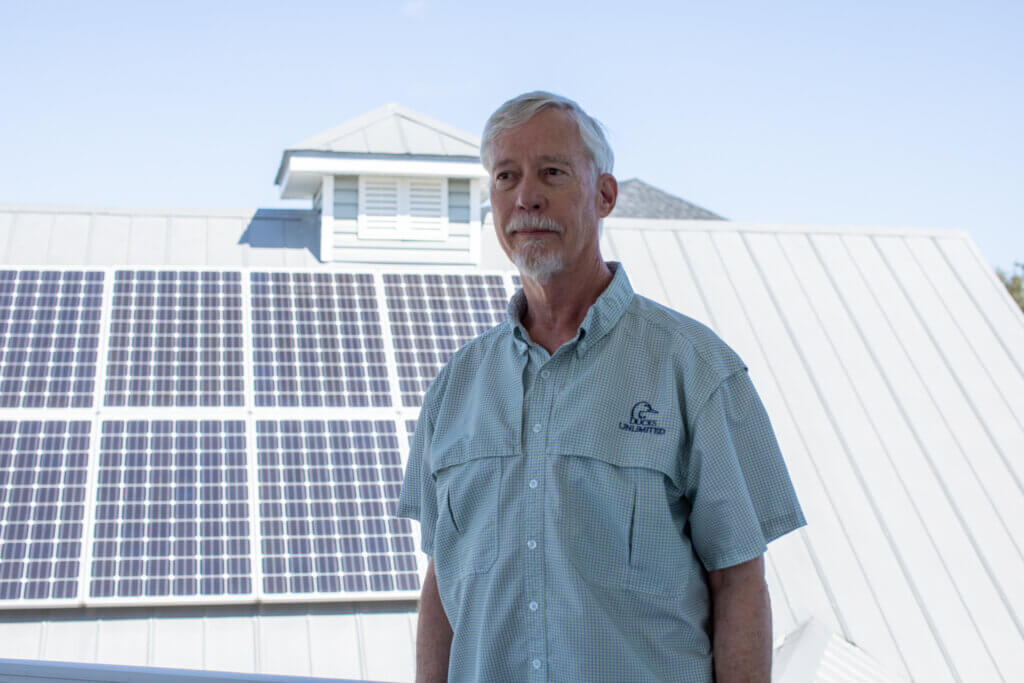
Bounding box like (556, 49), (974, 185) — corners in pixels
(610, 178), (724, 220)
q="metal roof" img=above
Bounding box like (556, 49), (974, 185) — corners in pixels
(0, 603), (415, 682)
(611, 178), (725, 220)
(288, 104), (480, 157)
(0, 205), (321, 267)
(273, 104), (482, 188)
(773, 619), (908, 682)
(1, 202), (1023, 681)
(488, 215), (1024, 681)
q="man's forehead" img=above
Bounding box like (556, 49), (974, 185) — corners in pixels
(490, 109), (584, 166)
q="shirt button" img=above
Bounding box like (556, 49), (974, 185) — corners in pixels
(532, 423), (542, 433)
(540, 369), (551, 379)
(529, 601), (538, 611)
(528, 479), (538, 489)
(532, 659), (542, 670)
(527, 539), (536, 550)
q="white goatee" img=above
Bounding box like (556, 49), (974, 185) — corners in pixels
(505, 215), (567, 283)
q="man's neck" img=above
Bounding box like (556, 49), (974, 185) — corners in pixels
(520, 256), (613, 355)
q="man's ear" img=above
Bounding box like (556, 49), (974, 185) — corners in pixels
(596, 174), (618, 218)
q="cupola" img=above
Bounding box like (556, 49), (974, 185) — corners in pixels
(274, 104), (488, 264)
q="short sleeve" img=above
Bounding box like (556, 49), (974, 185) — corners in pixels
(684, 369), (805, 572)
(396, 370), (448, 557)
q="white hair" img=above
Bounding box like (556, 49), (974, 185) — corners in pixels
(480, 91), (614, 179)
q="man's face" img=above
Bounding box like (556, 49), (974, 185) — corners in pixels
(489, 108), (610, 281)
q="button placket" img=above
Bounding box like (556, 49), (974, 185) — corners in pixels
(522, 351), (550, 679)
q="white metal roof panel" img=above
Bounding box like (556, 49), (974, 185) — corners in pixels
(306, 613), (364, 679)
(0, 605), (417, 681)
(938, 237), (1024, 369)
(7, 212), (52, 264)
(0, 206), (320, 267)
(359, 613), (417, 682)
(42, 617), (98, 663)
(206, 217), (249, 266)
(150, 617), (205, 670)
(0, 212), (12, 260)
(258, 613), (315, 677)
(203, 615), (258, 674)
(49, 213), (91, 264)
(127, 214), (169, 264)
(167, 216), (208, 265)
(774, 619), (909, 683)
(87, 213), (131, 264)
(95, 617), (149, 666)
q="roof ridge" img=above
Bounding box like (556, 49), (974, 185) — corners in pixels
(289, 103), (480, 152)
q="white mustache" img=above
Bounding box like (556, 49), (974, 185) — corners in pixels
(505, 215), (565, 235)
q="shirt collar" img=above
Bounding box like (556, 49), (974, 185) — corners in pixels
(507, 261), (635, 357)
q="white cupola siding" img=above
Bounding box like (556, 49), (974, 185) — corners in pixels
(275, 103), (487, 264)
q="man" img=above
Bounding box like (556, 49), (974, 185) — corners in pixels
(397, 91), (805, 682)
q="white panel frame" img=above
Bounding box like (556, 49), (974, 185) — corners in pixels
(0, 415), (96, 610)
(83, 411), (258, 609)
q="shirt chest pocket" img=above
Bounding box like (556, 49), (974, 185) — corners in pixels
(556, 449), (692, 596)
(430, 443), (507, 578)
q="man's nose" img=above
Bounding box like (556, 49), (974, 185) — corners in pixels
(515, 176), (546, 212)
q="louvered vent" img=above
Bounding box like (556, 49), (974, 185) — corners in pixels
(360, 176), (401, 235)
(408, 178), (445, 234)
(358, 175), (449, 240)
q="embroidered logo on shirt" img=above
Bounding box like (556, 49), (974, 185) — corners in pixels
(619, 401), (666, 435)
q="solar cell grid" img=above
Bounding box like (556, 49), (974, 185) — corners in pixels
(104, 271), (245, 408)
(0, 420), (90, 601)
(384, 273), (508, 407)
(90, 420), (252, 599)
(0, 270), (103, 408)
(250, 273), (390, 408)
(256, 419), (418, 595)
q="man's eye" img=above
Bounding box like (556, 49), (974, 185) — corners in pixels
(544, 168), (565, 176)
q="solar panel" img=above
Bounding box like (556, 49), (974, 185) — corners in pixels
(0, 420), (90, 601)
(104, 271), (245, 408)
(383, 273), (508, 407)
(255, 419), (418, 595)
(0, 270), (103, 408)
(90, 420), (252, 599)
(250, 273), (390, 408)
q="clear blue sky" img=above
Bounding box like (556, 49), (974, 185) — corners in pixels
(2, 1), (1021, 272)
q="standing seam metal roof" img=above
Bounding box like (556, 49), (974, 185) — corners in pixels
(1, 202), (1023, 682)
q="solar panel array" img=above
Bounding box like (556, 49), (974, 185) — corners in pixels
(0, 268), (515, 608)
(384, 273), (508, 406)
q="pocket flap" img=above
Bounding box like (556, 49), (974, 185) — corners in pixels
(429, 438), (518, 476)
(550, 443), (682, 491)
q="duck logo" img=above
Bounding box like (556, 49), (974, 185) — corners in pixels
(620, 401), (666, 435)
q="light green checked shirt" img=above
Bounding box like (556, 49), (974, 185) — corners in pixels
(397, 262), (805, 682)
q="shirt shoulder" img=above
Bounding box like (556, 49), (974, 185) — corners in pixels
(419, 320), (514, 417)
(623, 294), (747, 380)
